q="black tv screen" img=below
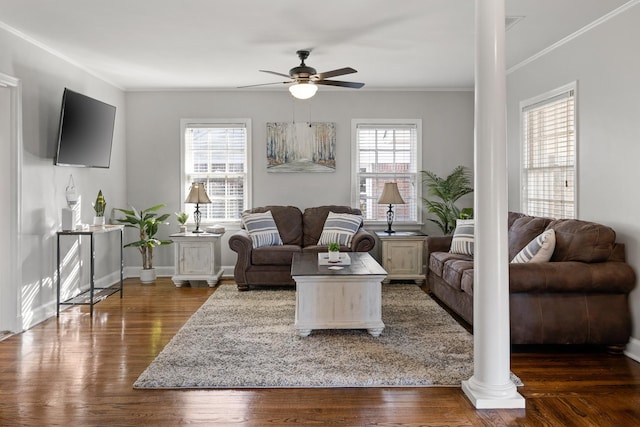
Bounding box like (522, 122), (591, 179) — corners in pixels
(55, 88), (116, 168)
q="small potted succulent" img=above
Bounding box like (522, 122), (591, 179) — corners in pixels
(175, 211), (189, 233)
(93, 190), (106, 226)
(328, 242), (340, 262)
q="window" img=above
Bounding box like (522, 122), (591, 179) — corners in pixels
(181, 119), (251, 223)
(351, 119), (422, 224)
(520, 83), (576, 219)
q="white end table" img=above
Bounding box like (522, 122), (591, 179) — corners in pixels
(170, 232), (224, 287)
(376, 231), (427, 284)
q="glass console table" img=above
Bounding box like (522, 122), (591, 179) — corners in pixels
(56, 225), (124, 317)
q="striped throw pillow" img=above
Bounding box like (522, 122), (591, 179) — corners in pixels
(450, 220), (474, 256)
(511, 229), (556, 263)
(318, 212), (363, 248)
(242, 211), (283, 248)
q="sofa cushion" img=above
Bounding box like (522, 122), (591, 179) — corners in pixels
(317, 212), (363, 247)
(461, 269), (474, 295)
(244, 205), (303, 246)
(450, 220), (474, 255)
(302, 205), (363, 247)
(251, 245), (301, 266)
(547, 219), (616, 263)
(430, 251), (473, 277)
(242, 211), (283, 248)
(511, 229), (556, 263)
(508, 215), (553, 260)
(442, 259), (474, 291)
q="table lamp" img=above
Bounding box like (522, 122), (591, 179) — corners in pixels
(185, 182), (211, 233)
(378, 182), (405, 234)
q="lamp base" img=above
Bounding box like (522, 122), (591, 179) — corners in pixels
(192, 205), (204, 233)
(385, 204), (396, 234)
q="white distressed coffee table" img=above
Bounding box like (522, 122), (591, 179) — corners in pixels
(291, 252), (387, 337)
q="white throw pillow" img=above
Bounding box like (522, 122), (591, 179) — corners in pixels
(449, 220), (474, 256)
(318, 212), (363, 248)
(242, 211), (283, 248)
(511, 229), (556, 263)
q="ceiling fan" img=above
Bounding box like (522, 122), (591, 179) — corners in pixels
(239, 50), (365, 99)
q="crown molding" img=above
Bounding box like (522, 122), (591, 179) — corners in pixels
(508, 0), (640, 75)
(0, 20), (124, 91)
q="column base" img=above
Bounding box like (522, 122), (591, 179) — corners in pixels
(462, 377), (525, 409)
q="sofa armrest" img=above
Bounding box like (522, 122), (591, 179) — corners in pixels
(228, 229), (253, 286)
(351, 228), (375, 252)
(509, 261), (636, 294)
(425, 235), (453, 261)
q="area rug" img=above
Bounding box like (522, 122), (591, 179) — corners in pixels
(134, 284), (519, 389)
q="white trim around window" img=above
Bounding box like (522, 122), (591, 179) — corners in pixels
(519, 82), (577, 219)
(180, 118), (252, 224)
(351, 119), (422, 227)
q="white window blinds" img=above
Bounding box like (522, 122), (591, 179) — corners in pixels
(353, 121), (421, 223)
(521, 86), (576, 219)
(182, 119), (251, 222)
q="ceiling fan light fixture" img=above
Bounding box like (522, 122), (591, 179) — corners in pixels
(289, 82), (318, 99)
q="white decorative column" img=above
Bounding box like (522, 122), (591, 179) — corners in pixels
(461, 0), (525, 409)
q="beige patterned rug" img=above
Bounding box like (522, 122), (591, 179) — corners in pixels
(134, 284), (519, 389)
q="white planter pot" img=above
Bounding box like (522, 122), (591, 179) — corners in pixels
(328, 251), (340, 262)
(93, 216), (105, 226)
(179, 225), (187, 233)
(140, 268), (156, 284)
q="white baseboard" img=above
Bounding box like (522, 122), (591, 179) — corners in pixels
(123, 266), (235, 280)
(624, 337), (640, 363)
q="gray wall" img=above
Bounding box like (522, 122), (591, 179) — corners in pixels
(0, 27), (127, 330)
(506, 5), (640, 356)
(125, 90), (475, 271)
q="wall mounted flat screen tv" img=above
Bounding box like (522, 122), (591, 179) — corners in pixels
(55, 88), (116, 168)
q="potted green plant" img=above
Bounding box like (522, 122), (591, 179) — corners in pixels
(93, 190), (106, 226)
(327, 241), (340, 262)
(115, 204), (172, 284)
(421, 165), (474, 235)
(175, 211), (189, 233)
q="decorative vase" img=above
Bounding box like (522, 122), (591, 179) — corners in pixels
(140, 268), (156, 284)
(328, 250), (340, 262)
(93, 216), (105, 226)
(179, 225), (187, 233)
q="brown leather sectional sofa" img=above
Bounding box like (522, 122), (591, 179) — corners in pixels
(425, 212), (636, 348)
(229, 205), (375, 291)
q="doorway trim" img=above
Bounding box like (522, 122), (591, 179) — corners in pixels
(0, 72), (23, 333)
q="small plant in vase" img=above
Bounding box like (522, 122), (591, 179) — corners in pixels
(93, 190), (106, 226)
(175, 211), (189, 233)
(328, 242), (340, 262)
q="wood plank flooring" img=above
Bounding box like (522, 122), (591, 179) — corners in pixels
(1, 278), (639, 426)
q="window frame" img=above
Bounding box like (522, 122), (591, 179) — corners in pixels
(351, 118), (422, 227)
(519, 82), (577, 219)
(180, 118), (252, 225)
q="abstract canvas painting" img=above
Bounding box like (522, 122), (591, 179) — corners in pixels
(266, 122), (336, 172)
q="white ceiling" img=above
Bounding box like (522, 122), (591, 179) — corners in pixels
(0, 0), (632, 91)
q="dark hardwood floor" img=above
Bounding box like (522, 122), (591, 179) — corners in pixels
(1, 278), (639, 426)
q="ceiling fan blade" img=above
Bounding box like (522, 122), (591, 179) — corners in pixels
(315, 80), (364, 89)
(259, 70), (292, 78)
(315, 67), (357, 80)
(237, 81), (289, 88)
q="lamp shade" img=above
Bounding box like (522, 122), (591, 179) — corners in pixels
(185, 182), (211, 204)
(289, 82), (318, 100)
(378, 182), (405, 205)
